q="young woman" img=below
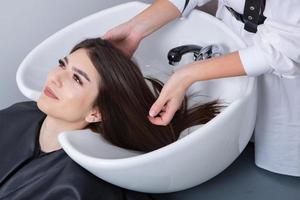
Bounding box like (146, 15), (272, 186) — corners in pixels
(103, 0), (300, 177)
(0, 38), (221, 199)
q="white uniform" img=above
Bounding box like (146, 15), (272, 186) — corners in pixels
(169, 0), (300, 176)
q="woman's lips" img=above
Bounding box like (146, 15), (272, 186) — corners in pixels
(44, 86), (59, 100)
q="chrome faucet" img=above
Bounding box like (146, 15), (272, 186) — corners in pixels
(194, 45), (223, 60)
(167, 44), (224, 65)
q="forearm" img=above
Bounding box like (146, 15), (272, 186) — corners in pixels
(129, 0), (181, 39)
(180, 51), (247, 87)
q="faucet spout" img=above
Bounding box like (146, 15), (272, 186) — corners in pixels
(167, 45), (202, 65)
(167, 44), (224, 65)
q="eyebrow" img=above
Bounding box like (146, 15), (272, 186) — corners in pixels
(63, 57), (91, 82)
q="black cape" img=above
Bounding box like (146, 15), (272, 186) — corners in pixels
(0, 101), (155, 200)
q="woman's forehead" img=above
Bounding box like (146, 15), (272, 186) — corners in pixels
(67, 49), (100, 84)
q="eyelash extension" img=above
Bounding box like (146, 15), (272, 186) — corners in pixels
(58, 59), (83, 86)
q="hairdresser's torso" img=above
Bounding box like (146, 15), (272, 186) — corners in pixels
(216, 0), (299, 45)
(217, 0), (300, 176)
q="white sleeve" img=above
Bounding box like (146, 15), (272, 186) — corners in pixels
(168, 0), (212, 17)
(239, 1), (300, 78)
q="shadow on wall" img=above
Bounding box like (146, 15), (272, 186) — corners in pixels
(198, 0), (218, 15)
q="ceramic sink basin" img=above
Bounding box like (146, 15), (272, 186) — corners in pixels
(17, 1), (257, 193)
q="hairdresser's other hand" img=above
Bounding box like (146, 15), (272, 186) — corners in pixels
(102, 21), (143, 58)
(148, 67), (194, 126)
(103, 0), (181, 58)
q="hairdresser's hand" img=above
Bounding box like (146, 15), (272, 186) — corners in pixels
(148, 67), (194, 126)
(103, 0), (181, 58)
(102, 21), (143, 58)
(148, 51), (247, 126)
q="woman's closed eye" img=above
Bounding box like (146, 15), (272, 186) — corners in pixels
(58, 59), (83, 86)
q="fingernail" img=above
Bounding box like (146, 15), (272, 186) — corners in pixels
(149, 110), (156, 117)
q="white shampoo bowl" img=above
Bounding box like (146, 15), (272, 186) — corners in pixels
(17, 1), (257, 193)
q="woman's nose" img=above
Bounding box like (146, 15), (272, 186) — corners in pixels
(49, 70), (65, 88)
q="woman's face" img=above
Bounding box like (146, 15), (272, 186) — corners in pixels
(37, 48), (101, 123)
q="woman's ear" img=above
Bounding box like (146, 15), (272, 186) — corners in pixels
(85, 107), (101, 123)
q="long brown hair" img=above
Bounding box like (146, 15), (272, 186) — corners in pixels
(71, 38), (224, 153)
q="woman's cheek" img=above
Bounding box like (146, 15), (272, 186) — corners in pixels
(64, 89), (91, 115)
(63, 84), (83, 100)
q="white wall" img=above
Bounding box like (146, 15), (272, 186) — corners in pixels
(0, 0), (153, 109)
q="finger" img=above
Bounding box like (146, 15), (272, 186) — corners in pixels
(148, 100), (178, 126)
(158, 100), (179, 125)
(102, 29), (117, 40)
(161, 105), (167, 112)
(102, 32), (110, 40)
(102, 30), (118, 41)
(149, 95), (168, 117)
(147, 115), (165, 126)
(158, 111), (165, 116)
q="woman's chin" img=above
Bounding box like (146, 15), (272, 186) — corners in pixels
(37, 95), (52, 115)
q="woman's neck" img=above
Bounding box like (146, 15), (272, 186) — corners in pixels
(39, 115), (87, 153)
